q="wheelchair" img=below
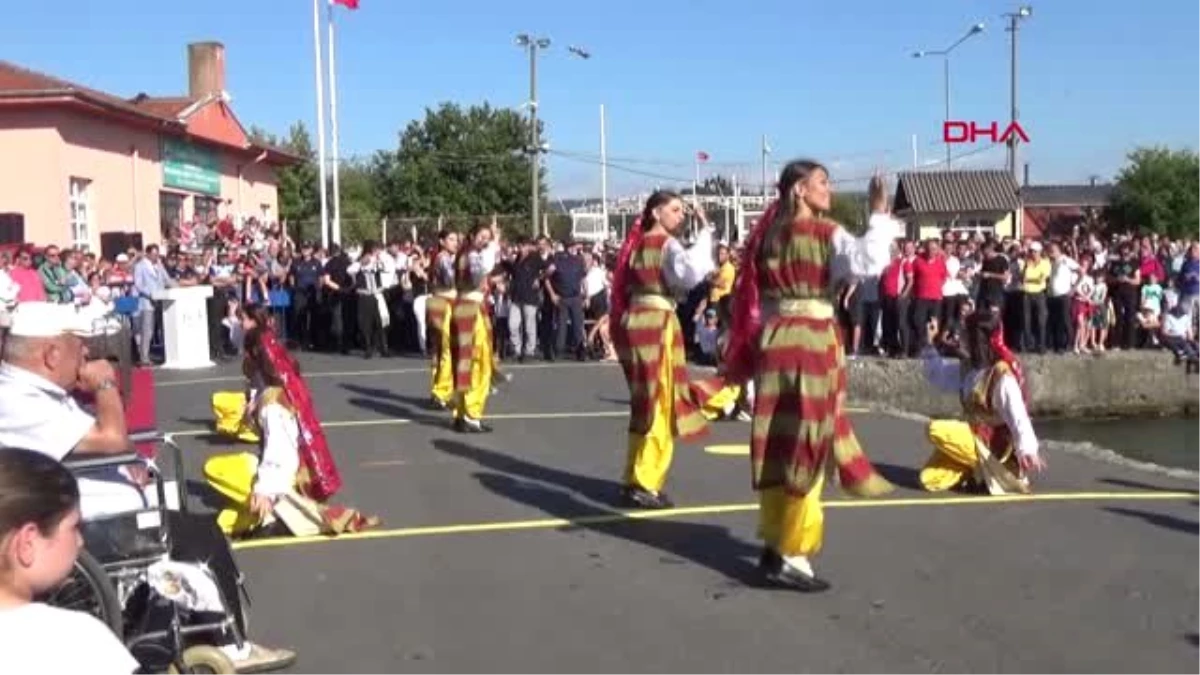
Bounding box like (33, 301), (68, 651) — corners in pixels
(39, 431), (248, 674)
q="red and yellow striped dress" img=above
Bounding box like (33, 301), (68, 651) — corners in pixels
(750, 217), (892, 497)
(450, 245), (495, 421)
(618, 231), (726, 442)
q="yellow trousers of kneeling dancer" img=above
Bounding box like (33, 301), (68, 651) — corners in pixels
(453, 313), (494, 421)
(919, 420), (979, 492)
(203, 452), (270, 536)
(624, 318), (741, 494)
(431, 309), (455, 406)
(757, 469), (827, 558)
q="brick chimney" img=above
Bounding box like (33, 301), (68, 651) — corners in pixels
(188, 42), (226, 100)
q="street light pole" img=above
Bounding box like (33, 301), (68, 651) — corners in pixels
(1005, 6), (1032, 183)
(913, 21), (985, 170)
(517, 34), (550, 238)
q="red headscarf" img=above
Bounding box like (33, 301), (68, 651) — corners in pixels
(988, 323), (1029, 403)
(258, 327), (343, 501)
(722, 200), (780, 382)
(607, 216), (646, 346)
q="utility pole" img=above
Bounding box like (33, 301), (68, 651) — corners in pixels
(1005, 6), (1032, 183)
(761, 134), (770, 201)
(517, 34), (550, 238)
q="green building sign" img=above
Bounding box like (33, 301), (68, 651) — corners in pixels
(161, 137), (221, 196)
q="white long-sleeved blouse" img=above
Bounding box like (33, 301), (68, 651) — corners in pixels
(920, 347), (1039, 459)
(661, 226), (716, 295)
(253, 400), (302, 498)
(829, 212), (902, 286)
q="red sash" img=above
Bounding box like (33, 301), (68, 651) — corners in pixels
(260, 328), (343, 500)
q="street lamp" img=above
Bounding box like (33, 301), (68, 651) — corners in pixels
(912, 21), (986, 168)
(1004, 5), (1032, 183)
(515, 35), (590, 237)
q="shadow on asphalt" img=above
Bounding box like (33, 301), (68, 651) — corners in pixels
(873, 462), (925, 491)
(430, 438), (763, 587)
(475, 472), (763, 587)
(1099, 477), (1200, 494)
(431, 438), (617, 506)
(1102, 506), (1199, 536)
(1186, 632), (1198, 647)
(340, 382), (448, 429)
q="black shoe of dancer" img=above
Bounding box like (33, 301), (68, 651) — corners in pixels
(758, 547), (831, 593)
(620, 486), (674, 510)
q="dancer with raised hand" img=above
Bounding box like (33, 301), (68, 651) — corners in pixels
(724, 160), (896, 592)
(918, 311), (1046, 494)
(426, 229), (460, 409)
(609, 191), (740, 510)
(451, 221), (501, 433)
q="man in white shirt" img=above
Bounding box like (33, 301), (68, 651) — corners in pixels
(1047, 243), (1080, 353)
(0, 302), (296, 672)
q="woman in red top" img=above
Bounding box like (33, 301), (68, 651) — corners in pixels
(909, 240), (947, 352)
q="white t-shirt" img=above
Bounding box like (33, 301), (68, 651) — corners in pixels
(942, 255), (968, 297)
(1049, 256), (1080, 297)
(0, 603), (138, 673)
(584, 267), (608, 299)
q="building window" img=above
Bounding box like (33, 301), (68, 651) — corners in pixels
(194, 196), (221, 227)
(69, 178), (91, 250)
(160, 192), (185, 241)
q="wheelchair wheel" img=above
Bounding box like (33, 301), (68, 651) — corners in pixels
(167, 645), (237, 674)
(40, 549), (123, 635)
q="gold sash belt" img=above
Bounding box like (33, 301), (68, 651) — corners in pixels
(776, 298), (834, 319)
(630, 294), (676, 311)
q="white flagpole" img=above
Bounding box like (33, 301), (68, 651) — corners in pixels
(599, 103), (608, 240)
(312, 0), (329, 249)
(327, 0), (343, 246)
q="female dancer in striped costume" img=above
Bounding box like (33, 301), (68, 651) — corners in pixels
(426, 229), (460, 409)
(451, 222), (501, 433)
(725, 160), (896, 592)
(610, 191), (741, 509)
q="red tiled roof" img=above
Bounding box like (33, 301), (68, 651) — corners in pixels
(0, 59), (298, 165)
(129, 94), (196, 119)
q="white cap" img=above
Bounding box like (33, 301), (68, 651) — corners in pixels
(9, 302), (96, 338)
(1029, 241), (1043, 253)
(115, 253), (130, 263)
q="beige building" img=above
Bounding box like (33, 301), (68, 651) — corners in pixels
(0, 41), (295, 258)
(893, 170), (1023, 241)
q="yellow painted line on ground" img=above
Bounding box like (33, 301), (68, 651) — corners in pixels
(167, 408), (872, 440)
(157, 361), (617, 388)
(230, 490), (1197, 552)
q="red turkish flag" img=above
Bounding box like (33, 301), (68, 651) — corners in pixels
(332, 0), (359, 9)
(696, 151), (710, 162)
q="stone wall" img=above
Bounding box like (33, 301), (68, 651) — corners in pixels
(845, 350), (1199, 418)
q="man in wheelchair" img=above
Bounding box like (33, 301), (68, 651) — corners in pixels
(0, 302), (295, 673)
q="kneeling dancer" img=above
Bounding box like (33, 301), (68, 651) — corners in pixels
(205, 308), (377, 537)
(918, 311), (1046, 494)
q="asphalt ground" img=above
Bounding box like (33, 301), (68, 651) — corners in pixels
(154, 354), (1199, 673)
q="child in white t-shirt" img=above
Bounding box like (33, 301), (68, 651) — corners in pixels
(0, 449), (138, 673)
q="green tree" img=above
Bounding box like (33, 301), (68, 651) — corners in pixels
(1107, 146), (1199, 239)
(830, 192), (868, 234)
(337, 159), (382, 244)
(372, 102), (545, 220)
(249, 122), (321, 241)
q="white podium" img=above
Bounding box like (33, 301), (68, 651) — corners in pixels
(152, 285), (214, 370)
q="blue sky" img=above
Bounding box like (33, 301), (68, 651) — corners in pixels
(4, 0), (1197, 198)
